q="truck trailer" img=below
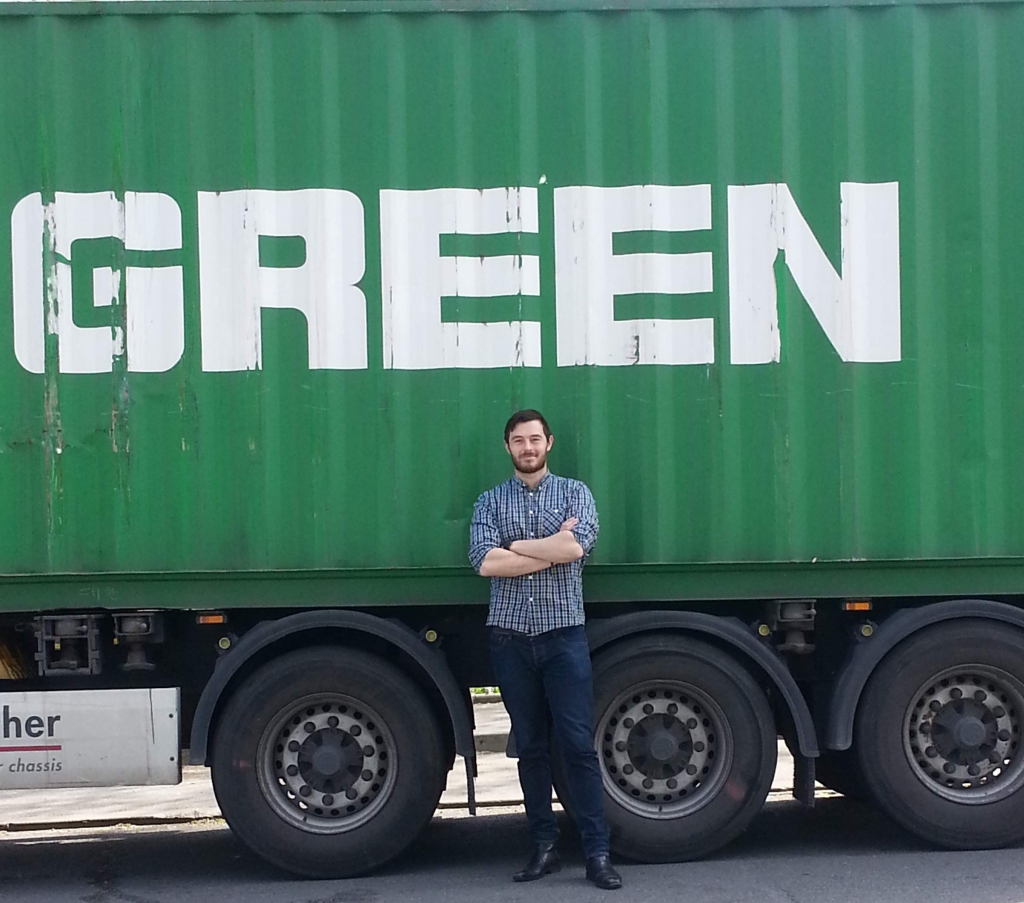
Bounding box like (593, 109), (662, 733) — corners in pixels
(1, 0), (1024, 878)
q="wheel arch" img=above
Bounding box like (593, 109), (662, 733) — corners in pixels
(188, 610), (475, 807)
(826, 598), (1024, 751)
(586, 611), (819, 757)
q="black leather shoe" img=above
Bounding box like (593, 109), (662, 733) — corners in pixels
(586, 854), (623, 890)
(512, 844), (561, 882)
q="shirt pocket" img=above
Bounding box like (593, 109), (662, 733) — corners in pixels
(540, 505), (566, 538)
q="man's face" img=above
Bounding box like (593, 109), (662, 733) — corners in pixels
(505, 421), (554, 474)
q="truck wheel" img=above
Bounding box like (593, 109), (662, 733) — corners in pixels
(211, 646), (446, 878)
(589, 636), (776, 862)
(856, 620), (1024, 848)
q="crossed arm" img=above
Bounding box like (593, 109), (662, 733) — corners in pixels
(477, 518), (584, 578)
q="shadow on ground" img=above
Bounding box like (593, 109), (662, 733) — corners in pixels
(3, 797), (1024, 903)
(0, 796), (917, 882)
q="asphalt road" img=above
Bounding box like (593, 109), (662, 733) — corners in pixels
(3, 797), (1024, 903)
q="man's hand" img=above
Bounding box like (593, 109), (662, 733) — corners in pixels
(509, 521), (585, 565)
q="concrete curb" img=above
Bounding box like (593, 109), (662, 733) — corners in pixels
(472, 696), (509, 753)
(0, 789), (814, 835)
(0, 799), (532, 833)
(0, 815), (223, 833)
(474, 732), (508, 753)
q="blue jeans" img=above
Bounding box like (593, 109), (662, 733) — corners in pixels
(488, 625), (610, 859)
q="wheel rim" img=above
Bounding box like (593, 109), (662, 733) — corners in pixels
(256, 693), (399, 834)
(902, 665), (1024, 804)
(596, 679), (733, 819)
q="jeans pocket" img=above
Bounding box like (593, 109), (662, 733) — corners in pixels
(558, 628), (593, 676)
(489, 631), (515, 651)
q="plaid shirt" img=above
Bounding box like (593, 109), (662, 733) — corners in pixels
(468, 472), (599, 636)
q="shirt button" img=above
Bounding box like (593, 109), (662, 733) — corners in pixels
(528, 575), (533, 580)
(529, 597), (533, 602)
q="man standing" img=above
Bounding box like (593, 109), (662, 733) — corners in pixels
(468, 410), (622, 891)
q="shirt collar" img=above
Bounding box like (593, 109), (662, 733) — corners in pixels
(513, 471), (554, 492)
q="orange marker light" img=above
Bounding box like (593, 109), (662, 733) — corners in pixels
(843, 601), (873, 612)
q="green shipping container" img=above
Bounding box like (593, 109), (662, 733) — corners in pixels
(1, 0), (1022, 610)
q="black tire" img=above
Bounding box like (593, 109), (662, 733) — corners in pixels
(814, 748), (866, 800)
(589, 636), (777, 862)
(211, 646), (446, 878)
(856, 620), (1024, 849)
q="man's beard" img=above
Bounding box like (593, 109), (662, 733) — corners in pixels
(514, 450), (547, 474)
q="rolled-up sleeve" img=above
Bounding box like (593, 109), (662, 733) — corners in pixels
(468, 492), (500, 574)
(568, 483), (599, 557)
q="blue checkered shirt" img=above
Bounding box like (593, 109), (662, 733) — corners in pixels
(468, 472), (599, 636)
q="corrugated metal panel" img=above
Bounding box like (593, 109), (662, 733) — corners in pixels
(1, 1), (1023, 595)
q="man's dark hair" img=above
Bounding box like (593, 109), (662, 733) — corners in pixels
(504, 409), (551, 444)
